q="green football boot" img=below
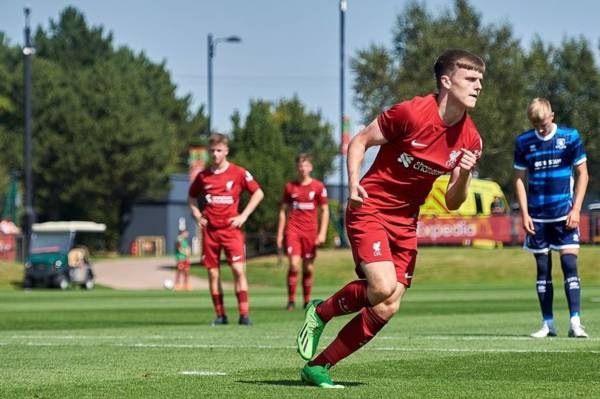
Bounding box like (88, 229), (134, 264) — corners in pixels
(300, 363), (344, 389)
(296, 299), (326, 360)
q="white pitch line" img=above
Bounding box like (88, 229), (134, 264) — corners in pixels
(6, 341), (600, 354)
(179, 371), (227, 376)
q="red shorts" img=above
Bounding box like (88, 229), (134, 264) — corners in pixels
(346, 202), (418, 287)
(176, 260), (191, 271)
(285, 231), (317, 260)
(201, 226), (245, 269)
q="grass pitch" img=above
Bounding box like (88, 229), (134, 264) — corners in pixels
(1, 247), (599, 398)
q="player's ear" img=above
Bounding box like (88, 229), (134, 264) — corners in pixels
(440, 74), (452, 90)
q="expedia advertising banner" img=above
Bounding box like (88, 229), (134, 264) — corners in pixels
(417, 215), (590, 245)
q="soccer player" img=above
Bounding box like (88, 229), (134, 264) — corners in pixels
(276, 154), (329, 310)
(188, 133), (264, 326)
(174, 227), (191, 291)
(296, 49), (485, 388)
(514, 98), (589, 338)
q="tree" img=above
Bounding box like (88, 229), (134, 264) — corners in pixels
(274, 96), (337, 180)
(230, 100), (294, 233)
(351, 0), (535, 197)
(0, 7), (206, 246)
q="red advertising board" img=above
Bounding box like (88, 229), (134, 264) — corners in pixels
(417, 214), (590, 245)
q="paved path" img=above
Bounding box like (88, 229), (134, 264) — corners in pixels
(94, 257), (211, 290)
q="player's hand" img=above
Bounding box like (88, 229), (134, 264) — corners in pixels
(316, 232), (327, 246)
(566, 209), (580, 230)
(458, 148), (478, 174)
(348, 184), (368, 209)
(229, 214), (247, 228)
(276, 233), (283, 249)
(522, 214), (535, 235)
(195, 215), (208, 227)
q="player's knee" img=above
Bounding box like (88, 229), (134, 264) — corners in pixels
(534, 253), (551, 279)
(560, 253), (578, 277)
(369, 283), (396, 304)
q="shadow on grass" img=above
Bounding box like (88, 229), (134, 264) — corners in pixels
(237, 379), (365, 387)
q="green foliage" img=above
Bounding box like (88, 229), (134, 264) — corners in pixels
(351, 0), (600, 200)
(274, 96), (337, 180)
(0, 7), (206, 247)
(230, 100), (295, 233)
(229, 98), (337, 234)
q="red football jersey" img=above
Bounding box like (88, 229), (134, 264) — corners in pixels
(282, 179), (328, 234)
(362, 94), (482, 213)
(188, 163), (260, 228)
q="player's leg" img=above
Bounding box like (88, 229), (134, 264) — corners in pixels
(551, 221), (587, 337)
(525, 222), (555, 337)
(174, 264), (183, 290)
(301, 258), (314, 308)
(286, 233), (302, 310)
(224, 228), (251, 325)
(300, 233), (317, 308)
(208, 267), (227, 325)
(302, 265), (403, 389)
(297, 211), (392, 361)
(183, 261), (191, 291)
(203, 228), (227, 325)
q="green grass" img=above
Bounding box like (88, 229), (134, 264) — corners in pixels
(192, 246), (600, 287)
(1, 248), (600, 398)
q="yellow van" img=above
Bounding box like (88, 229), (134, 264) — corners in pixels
(420, 175), (509, 217)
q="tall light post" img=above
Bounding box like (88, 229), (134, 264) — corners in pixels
(338, 0), (348, 246)
(23, 7), (36, 258)
(207, 34), (241, 135)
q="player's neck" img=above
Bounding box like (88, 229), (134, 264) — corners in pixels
(212, 159), (230, 173)
(436, 92), (466, 126)
(298, 176), (313, 185)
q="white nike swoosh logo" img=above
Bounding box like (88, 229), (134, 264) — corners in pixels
(411, 140), (428, 148)
(232, 256), (242, 261)
(405, 273), (412, 279)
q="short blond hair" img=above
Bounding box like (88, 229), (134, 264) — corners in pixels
(208, 133), (229, 147)
(527, 98), (553, 124)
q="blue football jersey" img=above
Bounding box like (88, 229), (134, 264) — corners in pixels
(513, 124), (587, 221)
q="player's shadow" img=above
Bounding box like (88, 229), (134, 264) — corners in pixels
(237, 379), (365, 387)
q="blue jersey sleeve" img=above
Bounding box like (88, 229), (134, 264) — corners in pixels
(513, 137), (527, 170)
(571, 130), (587, 165)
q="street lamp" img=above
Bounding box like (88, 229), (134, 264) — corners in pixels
(207, 34), (241, 135)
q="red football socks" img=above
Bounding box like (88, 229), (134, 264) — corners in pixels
(310, 306), (387, 367)
(211, 293), (225, 317)
(236, 290), (249, 317)
(287, 270), (298, 303)
(316, 279), (370, 322)
(302, 271), (313, 305)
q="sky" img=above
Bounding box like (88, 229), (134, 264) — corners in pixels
(1, 0), (599, 181)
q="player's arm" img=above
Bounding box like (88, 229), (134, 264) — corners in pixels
(276, 203), (288, 249)
(347, 119), (388, 208)
(316, 203), (329, 245)
(230, 188), (265, 228)
(445, 149), (477, 210)
(566, 161), (589, 230)
(514, 169), (535, 234)
(188, 195), (207, 227)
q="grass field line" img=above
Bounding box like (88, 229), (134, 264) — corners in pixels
(7, 334), (600, 342)
(178, 371), (227, 376)
(7, 341), (599, 354)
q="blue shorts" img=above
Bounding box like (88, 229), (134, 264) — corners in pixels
(524, 220), (580, 253)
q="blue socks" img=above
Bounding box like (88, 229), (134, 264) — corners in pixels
(560, 254), (581, 317)
(535, 253), (554, 319)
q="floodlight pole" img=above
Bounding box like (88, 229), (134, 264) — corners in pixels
(23, 7), (36, 259)
(339, 0), (347, 245)
(207, 34), (241, 135)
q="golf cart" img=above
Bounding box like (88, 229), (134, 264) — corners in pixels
(23, 221), (106, 290)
